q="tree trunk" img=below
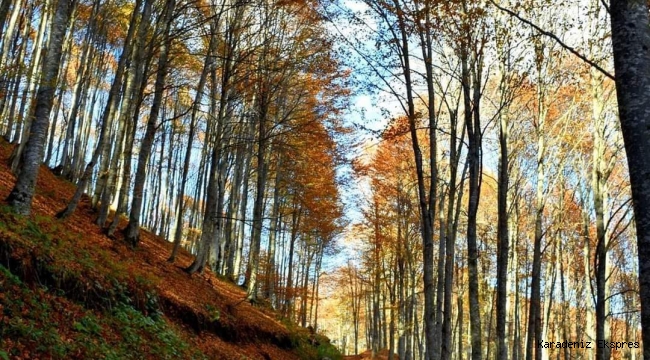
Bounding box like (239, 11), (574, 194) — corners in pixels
(390, 1), (436, 357)
(526, 40), (548, 360)
(56, 0), (144, 219)
(245, 93), (270, 301)
(265, 155), (283, 302)
(6, 0), (75, 215)
(168, 30), (216, 262)
(124, 0), (175, 246)
(224, 122), (251, 279)
(610, 2), (650, 357)
(284, 206), (301, 317)
(9, 0), (52, 168)
(496, 71), (510, 360)
(461, 36), (483, 360)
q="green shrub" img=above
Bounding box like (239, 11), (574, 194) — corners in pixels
(317, 342), (343, 360)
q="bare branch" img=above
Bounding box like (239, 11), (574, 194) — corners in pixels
(488, 0), (615, 80)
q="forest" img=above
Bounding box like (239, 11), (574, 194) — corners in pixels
(1, 0), (650, 359)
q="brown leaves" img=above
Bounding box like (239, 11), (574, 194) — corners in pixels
(0, 139), (308, 360)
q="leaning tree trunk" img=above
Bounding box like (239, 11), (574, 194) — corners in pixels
(168, 31), (216, 262)
(124, 0), (175, 246)
(9, 0), (52, 169)
(6, 0), (75, 215)
(56, 0), (143, 219)
(106, 0), (152, 237)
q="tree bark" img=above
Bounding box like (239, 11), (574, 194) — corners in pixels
(168, 30), (217, 263)
(609, 1), (650, 358)
(496, 65), (510, 360)
(7, 0), (75, 215)
(461, 34), (483, 360)
(56, 0), (143, 219)
(124, 0), (175, 246)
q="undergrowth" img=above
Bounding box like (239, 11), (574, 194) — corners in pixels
(0, 201), (338, 359)
(0, 263), (206, 359)
(283, 319), (343, 360)
(0, 206), (159, 314)
(0, 207), (206, 359)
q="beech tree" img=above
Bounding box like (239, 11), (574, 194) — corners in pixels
(3, 0), (650, 357)
(323, 1), (642, 359)
(6, 0), (76, 215)
(610, 1), (650, 357)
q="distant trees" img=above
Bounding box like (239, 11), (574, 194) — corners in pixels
(324, 0), (642, 359)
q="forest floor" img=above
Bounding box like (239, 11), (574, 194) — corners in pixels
(343, 349), (393, 359)
(0, 139), (340, 359)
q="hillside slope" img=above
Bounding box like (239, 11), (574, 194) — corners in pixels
(0, 139), (340, 360)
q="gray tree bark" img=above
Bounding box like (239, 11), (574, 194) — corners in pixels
(7, 0), (75, 215)
(57, 0), (144, 220)
(168, 30), (217, 263)
(610, 1), (650, 358)
(124, 0), (176, 246)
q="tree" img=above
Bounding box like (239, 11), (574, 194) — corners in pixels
(610, 1), (650, 357)
(6, 0), (76, 215)
(124, 0), (176, 246)
(56, 0), (144, 220)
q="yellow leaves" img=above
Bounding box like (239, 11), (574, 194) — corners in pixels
(176, 85), (194, 109)
(94, 1), (135, 46)
(170, 41), (203, 75)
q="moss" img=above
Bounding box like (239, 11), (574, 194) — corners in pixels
(0, 194), (333, 359)
(0, 263), (206, 359)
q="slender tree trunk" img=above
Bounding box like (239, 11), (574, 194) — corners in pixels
(186, 64), (227, 273)
(390, 2), (436, 357)
(124, 0), (175, 246)
(6, 0), (75, 215)
(284, 206), (301, 316)
(106, 5), (152, 237)
(442, 110), (464, 360)
(245, 94), (270, 300)
(591, 69), (612, 360)
(233, 138), (252, 279)
(0, 0), (24, 76)
(461, 36), (483, 360)
(496, 75), (510, 360)
(2, 4), (31, 139)
(168, 31), (216, 262)
(56, 0), (143, 219)
(265, 155), (283, 302)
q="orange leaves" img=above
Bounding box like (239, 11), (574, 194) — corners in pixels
(275, 0), (308, 7)
(272, 108), (344, 241)
(0, 138), (310, 360)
